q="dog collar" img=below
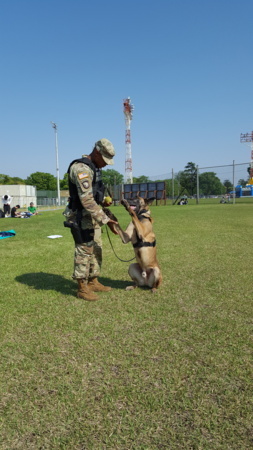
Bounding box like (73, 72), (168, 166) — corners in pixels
(138, 209), (151, 221)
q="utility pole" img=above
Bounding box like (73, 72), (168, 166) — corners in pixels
(123, 97), (134, 184)
(51, 122), (61, 206)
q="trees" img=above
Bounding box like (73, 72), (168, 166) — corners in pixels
(199, 172), (226, 196)
(0, 166), (230, 198)
(25, 172), (57, 190)
(0, 174), (12, 184)
(223, 179), (233, 193)
(101, 169), (124, 186)
(164, 177), (181, 197)
(178, 162), (197, 196)
(238, 179), (248, 187)
(0, 169), (124, 191)
(133, 175), (151, 183)
(60, 173), (69, 190)
(11, 177), (26, 184)
(0, 174), (25, 185)
(59, 169), (124, 191)
(177, 164), (227, 196)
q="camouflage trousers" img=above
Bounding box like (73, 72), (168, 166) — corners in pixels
(72, 217), (102, 281)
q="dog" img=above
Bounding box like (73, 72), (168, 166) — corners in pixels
(104, 196), (162, 292)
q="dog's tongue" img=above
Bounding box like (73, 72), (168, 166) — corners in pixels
(130, 206), (136, 210)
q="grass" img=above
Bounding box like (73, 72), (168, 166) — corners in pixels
(0, 202), (252, 449)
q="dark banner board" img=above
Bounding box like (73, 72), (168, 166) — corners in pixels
(122, 182), (166, 204)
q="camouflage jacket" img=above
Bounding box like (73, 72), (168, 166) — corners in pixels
(69, 157), (109, 226)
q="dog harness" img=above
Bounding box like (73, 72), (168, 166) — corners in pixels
(133, 239), (156, 249)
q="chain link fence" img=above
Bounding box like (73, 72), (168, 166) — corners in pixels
(149, 161), (252, 204)
(36, 190), (68, 208)
(34, 161), (252, 207)
(196, 161), (250, 203)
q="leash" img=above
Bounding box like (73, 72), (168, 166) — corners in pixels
(105, 225), (136, 262)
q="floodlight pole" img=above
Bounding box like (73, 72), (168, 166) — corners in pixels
(51, 122), (61, 206)
(240, 131), (253, 185)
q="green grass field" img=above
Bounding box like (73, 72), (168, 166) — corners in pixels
(0, 202), (252, 449)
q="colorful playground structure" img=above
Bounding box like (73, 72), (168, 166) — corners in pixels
(235, 184), (253, 198)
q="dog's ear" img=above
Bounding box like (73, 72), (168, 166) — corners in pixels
(145, 197), (156, 205)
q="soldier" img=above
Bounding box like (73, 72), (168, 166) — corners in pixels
(66, 139), (118, 301)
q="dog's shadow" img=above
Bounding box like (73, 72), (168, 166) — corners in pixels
(16, 272), (131, 296)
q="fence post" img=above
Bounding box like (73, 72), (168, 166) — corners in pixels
(232, 160), (235, 204)
(113, 176), (116, 206)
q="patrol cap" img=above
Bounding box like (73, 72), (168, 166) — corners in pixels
(95, 138), (115, 165)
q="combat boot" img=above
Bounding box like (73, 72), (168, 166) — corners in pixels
(88, 277), (112, 292)
(77, 279), (99, 301)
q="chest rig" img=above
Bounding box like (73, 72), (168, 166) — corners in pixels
(67, 157), (105, 211)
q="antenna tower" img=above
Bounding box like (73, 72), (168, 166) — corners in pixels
(240, 131), (253, 185)
(123, 97), (134, 184)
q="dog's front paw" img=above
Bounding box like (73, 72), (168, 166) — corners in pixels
(121, 199), (131, 211)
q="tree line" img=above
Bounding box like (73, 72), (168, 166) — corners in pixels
(0, 163), (249, 197)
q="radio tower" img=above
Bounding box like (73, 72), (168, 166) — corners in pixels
(240, 131), (253, 185)
(123, 97), (134, 184)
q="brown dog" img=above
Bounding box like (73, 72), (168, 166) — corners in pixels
(104, 197), (162, 292)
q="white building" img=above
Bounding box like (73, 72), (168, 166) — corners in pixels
(0, 185), (37, 209)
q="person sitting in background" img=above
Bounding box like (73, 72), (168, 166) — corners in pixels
(11, 205), (21, 217)
(28, 202), (38, 215)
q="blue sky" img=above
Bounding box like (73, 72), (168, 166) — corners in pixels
(1, 0), (253, 181)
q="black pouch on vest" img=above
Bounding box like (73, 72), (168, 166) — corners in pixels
(64, 221), (94, 244)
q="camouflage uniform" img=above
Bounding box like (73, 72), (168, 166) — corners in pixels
(69, 157), (110, 281)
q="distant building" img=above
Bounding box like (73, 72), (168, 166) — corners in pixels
(0, 185), (36, 208)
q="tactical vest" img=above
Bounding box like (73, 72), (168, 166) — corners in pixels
(67, 157), (105, 211)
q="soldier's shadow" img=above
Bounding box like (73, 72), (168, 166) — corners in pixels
(16, 272), (76, 296)
(16, 272), (130, 295)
